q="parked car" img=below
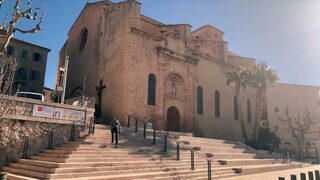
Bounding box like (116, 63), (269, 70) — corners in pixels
(15, 92), (45, 101)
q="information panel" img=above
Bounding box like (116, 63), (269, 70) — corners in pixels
(32, 104), (85, 121)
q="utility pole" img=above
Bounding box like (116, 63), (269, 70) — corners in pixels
(61, 54), (69, 104)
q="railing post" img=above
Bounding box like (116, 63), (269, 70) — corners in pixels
(0, 172), (7, 180)
(70, 122), (75, 141)
(127, 115), (131, 127)
(176, 142), (180, 160)
(163, 132), (168, 152)
(48, 130), (53, 150)
(316, 148), (319, 164)
(207, 159), (212, 180)
(143, 123), (147, 139)
(191, 149), (195, 170)
(153, 129), (156, 144)
(89, 118), (92, 134)
(23, 138), (29, 159)
(135, 118), (138, 133)
(92, 121), (95, 134)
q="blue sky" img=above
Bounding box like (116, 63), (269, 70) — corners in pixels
(1, 0), (319, 89)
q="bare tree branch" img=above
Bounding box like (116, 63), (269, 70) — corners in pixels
(0, 0), (45, 54)
(278, 107), (319, 160)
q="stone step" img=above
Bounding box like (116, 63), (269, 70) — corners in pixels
(178, 136), (228, 143)
(6, 173), (38, 180)
(198, 153), (255, 160)
(51, 163), (223, 174)
(220, 159), (283, 166)
(55, 171), (173, 180)
(49, 167), (224, 179)
(18, 159), (60, 168)
(239, 163), (303, 175)
(37, 153), (173, 159)
(18, 158), (216, 169)
(50, 167), (168, 178)
(2, 167), (47, 179)
(8, 163), (53, 173)
(188, 141), (239, 148)
(30, 156), (67, 163)
(198, 147), (248, 153)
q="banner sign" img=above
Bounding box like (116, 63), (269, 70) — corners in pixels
(32, 104), (85, 121)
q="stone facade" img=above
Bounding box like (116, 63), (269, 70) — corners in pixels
(43, 86), (54, 102)
(56, 0), (319, 143)
(0, 36), (50, 94)
(267, 83), (320, 153)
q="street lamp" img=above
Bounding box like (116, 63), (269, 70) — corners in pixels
(60, 54), (69, 104)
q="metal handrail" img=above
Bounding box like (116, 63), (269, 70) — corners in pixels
(128, 115), (213, 180)
(0, 119), (90, 146)
(1, 117), (95, 161)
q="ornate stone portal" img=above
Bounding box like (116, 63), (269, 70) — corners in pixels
(164, 73), (186, 131)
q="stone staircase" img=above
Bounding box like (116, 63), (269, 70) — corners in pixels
(1, 124), (311, 180)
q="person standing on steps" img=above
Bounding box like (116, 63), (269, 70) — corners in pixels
(110, 117), (121, 148)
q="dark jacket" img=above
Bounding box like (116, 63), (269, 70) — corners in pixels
(111, 118), (121, 129)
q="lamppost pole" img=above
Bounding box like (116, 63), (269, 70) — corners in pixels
(61, 54), (69, 104)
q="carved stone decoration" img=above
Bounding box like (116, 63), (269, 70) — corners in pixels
(165, 74), (184, 99)
(171, 77), (177, 98)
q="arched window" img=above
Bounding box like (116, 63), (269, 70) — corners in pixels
(214, 91), (220, 117)
(147, 74), (156, 105)
(247, 99), (251, 123)
(197, 86), (203, 114)
(234, 96), (239, 120)
(79, 28), (88, 52)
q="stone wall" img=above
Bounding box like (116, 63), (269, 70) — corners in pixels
(0, 96), (94, 167)
(0, 121), (82, 167)
(267, 83), (320, 152)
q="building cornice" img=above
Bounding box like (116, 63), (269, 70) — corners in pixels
(156, 46), (199, 65)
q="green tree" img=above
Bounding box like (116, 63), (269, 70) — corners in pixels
(226, 66), (250, 141)
(250, 62), (278, 139)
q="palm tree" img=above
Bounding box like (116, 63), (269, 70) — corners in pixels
(250, 62), (278, 139)
(226, 66), (250, 142)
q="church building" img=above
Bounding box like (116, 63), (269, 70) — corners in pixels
(56, 0), (320, 144)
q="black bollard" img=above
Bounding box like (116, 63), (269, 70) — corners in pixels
(135, 119), (138, 133)
(176, 142), (180, 160)
(163, 133), (167, 152)
(127, 115), (131, 127)
(191, 149), (195, 170)
(208, 159), (212, 180)
(70, 122), (76, 141)
(143, 123), (147, 139)
(153, 129), (156, 144)
(48, 130), (53, 149)
(22, 138), (29, 159)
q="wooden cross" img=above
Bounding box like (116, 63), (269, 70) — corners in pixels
(95, 79), (106, 118)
